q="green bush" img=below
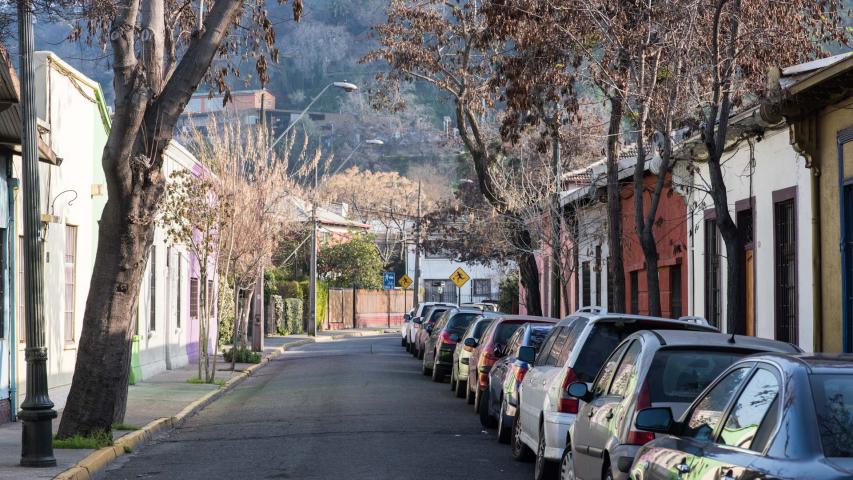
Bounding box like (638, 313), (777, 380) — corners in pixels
(223, 347), (261, 364)
(282, 297), (303, 334)
(297, 280), (327, 331)
(280, 280), (303, 300)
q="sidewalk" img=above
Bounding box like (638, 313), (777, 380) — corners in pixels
(0, 329), (393, 480)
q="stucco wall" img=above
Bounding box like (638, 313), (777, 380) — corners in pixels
(688, 128), (813, 350)
(816, 97), (853, 353)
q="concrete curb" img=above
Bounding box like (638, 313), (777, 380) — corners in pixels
(53, 337), (320, 480)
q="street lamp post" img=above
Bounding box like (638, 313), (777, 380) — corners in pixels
(308, 137), (383, 335)
(18, 0), (57, 467)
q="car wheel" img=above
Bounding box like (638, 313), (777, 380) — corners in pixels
(418, 346), (424, 360)
(479, 388), (496, 428)
(474, 388), (482, 414)
(497, 398), (512, 443)
(401, 336), (406, 347)
(559, 443), (575, 480)
(455, 375), (467, 398)
(466, 382), (475, 404)
(450, 368), (457, 391)
(431, 357), (443, 382)
(421, 356), (432, 376)
(535, 423), (558, 480)
(510, 410), (533, 462)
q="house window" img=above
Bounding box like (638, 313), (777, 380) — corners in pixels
(65, 226), (77, 342)
(582, 261), (591, 307)
(705, 218), (721, 327)
(190, 277), (199, 319)
(774, 195), (797, 344)
(630, 270), (639, 314)
(670, 265), (682, 319)
(176, 255), (182, 328)
(17, 236), (24, 342)
(594, 246), (602, 307)
(149, 247), (157, 331)
(472, 279), (491, 297)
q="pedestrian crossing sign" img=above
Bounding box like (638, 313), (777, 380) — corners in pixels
(399, 274), (413, 290)
(449, 267), (470, 288)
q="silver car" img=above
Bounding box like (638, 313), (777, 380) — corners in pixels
(563, 330), (800, 480)
(450, 316), (496, 398)
(512, 308), (717, 480)
(406, 302), (455, 353)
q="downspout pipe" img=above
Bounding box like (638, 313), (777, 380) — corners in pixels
(812, 166), (822, 352)
(7, 168), (17, 421)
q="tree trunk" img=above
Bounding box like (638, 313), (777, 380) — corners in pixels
(57, 171), (162, 436)
(708, 157), (746, 333)
(231, 284), (240, 371)
(606, 94), (626, 313)
(510, 225), (542, 316)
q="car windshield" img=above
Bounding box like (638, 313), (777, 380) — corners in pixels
(646, 349), (749, 403)
(447, 313), (480, 334)
(471, 319), (494, 340)
(527, 327), (551, 349)
(810, 374), (853, 458)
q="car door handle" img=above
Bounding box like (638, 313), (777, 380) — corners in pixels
(604, 409), (614, 420)
(676, 460), (690, 474)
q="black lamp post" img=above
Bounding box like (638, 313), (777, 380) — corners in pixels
(18, 0), (58, 467)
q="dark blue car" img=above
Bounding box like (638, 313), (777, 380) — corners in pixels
(630, 353), (853, 480)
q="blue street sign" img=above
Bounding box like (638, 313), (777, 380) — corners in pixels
(383, 271), (396, 290)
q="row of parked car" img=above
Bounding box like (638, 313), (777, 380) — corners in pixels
(401, 303), (853, 480)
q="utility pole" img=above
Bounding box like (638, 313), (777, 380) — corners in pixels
(413, 181), (422, 311)
(308, 162), (318, 336)
(550, 120), (562, 318)
(18, 0), (57, 467)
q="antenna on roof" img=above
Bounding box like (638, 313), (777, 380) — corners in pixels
(728, 330), (736, 344)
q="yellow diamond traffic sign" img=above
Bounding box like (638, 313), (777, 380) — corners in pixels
(449, 267), (470, 288)
(399, 274), (413, 290)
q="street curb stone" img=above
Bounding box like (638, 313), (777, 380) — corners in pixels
(52, 330), (389, 480)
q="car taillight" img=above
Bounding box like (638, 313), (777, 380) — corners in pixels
(557, 368), (579, 414)
(439, 330), (454, 344)
(626, 380), (655, 445)
(515, 365), (529, 383)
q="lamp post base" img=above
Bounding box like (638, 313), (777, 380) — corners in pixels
(19, 407), (58, 467)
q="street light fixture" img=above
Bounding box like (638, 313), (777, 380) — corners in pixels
(266, 81), (358, 157)
(330, 138), (385, 177)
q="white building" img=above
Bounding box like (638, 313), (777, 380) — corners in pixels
(680, 109), (813, 351)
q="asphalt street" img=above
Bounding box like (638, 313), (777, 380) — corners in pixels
(103, 334), (533, 480)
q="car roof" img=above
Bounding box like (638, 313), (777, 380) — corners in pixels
(493, 314), (558, 324)
(450, 307), (486, 314)
(741, 352), (853, 374)
(556, 313), (717, 332)
(638, 330), (801, 353)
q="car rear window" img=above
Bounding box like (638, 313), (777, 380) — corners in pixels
(447, 313), (480, 334)
(810, 374), (853, 457)
(572, 319), (707, 382)
(646, 349), (749, 403)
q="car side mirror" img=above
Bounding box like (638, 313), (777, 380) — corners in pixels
(518, 345), (536, 364)
(450, 334), (461, 343)
(413, 317), (423, 325)
(464, 337), (478, 348)
(566, 382), (593, 402)
(425, 324), (434, 334)
(404, 313), (412, 322)
(635, 407), (675, 434)
(493, 343), (506, 358)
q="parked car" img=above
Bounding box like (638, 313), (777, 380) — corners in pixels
(511, 308), (717, 480)
(401, 308), (415, 347)
(629, 353), (853, 480)
(468, 315), (558, 418)
(451, 316), (497, 398)
(414, 305), (454, 359)
(485, 323), (555, 441)
(422, 308), (487, 381)
(561, 330), (800, 480)
(406, 302), (455, 353)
